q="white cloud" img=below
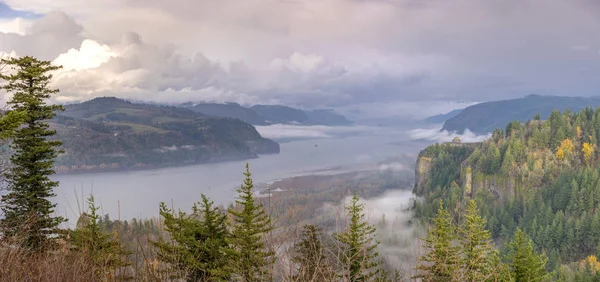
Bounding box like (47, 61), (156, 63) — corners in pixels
(0, 18), (32, 35)
(53, 39), (116, 71)
(1, 0), (600, 110)
(409, 124), (491, 143)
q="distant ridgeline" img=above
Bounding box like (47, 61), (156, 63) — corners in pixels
(442, 94), (600, 134)
(181, 102), (352, 126)
(50, 97), (280, 173)
(415, 107), (600, 270)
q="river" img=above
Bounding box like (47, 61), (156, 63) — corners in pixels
(52, 126), (427, 226)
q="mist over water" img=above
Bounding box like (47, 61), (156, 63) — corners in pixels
(409, 124), (490, 143)
(52, 125), (426, 227)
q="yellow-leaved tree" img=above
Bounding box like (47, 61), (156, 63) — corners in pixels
(556, 139), (574, 161)
(579, 255), (600, 274)
(582, 142), (594, 166)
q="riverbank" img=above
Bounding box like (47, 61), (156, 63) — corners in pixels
(52, 153), (266, 175)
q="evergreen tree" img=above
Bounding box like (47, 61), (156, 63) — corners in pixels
(458, 200), (499, 281)
(0, 56), (65, 252)
(506, 228), (549, 282)
(414, 201), (460, 282)
(291, 224), (334, 281)
(0, 110), (25, 140)
(154, 194), (231, 281)
(228, 163), (274, 281)
(501, 148), (515, 174)
(334, 190), (384, 282)
(70, 194), (130, 280)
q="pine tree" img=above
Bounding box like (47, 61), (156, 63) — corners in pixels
(228, 163), (274, 281)
(154, 194), (231, 281)
(70, 194), (131, 280)
(291, 224), (335, 281)
(506, 228), (549, 282)
(414, 201), (460, 282)
(0, 56), (65, 252)
(334, 190), (383, 282)
(458, 200), (499, 281)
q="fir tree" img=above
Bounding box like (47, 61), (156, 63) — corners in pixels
(458, 200), (499, 281)
(506, 228), (549, 282)
(228, 163), (274, 281)
(291, 224), (335, 281)
(334, 190), (383, 282)
(414, 201), (460, 282)
(70, 194), (131, 280)
(0, 56), (65, 252)
(154, 194), (231, 281)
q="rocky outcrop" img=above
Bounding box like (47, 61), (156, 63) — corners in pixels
(413, 155), (432, 194)
(414, 143), (516, 202)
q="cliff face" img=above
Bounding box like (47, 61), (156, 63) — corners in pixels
(414, 156), (432, 191)
(413, 142), (516, 202)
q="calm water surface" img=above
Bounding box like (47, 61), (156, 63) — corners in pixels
(52, 129), (425, 226)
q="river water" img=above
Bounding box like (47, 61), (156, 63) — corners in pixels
(51, 126), (426, 226)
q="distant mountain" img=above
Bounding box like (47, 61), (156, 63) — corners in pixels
(181, 102), (265, 125)
(182, 102), (352, 126)
(251, 105), (308, 124)
(51, 97), (279, 173)
(423, 109), (464, 124)
(442, 94), (600, 134)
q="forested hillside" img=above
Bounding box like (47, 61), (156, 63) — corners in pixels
(50, 97), (279, 173)
(415, 106), (600, 279)
(442, 94), (600, 134)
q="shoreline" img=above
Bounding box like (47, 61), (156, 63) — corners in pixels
(52, 153), (278, 176)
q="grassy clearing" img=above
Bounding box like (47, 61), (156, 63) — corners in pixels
(109, 122), (168, 134)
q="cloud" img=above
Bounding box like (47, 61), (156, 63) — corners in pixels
(53, 39), (116, 71)
(378, 162), (410, 172)
(255, 124), (386, 141)
(0, 18), (32, 35)
(2, 0), (600, 112)
(409, 124), (491, 143)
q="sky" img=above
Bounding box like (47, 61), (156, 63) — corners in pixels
(0, 0), (600, 119)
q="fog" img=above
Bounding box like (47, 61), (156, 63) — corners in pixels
(409, 124), (491, 143)
(323, 189), (423, 276)
(52, 125), (428, 227)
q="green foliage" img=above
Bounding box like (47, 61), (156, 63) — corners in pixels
(334, 190), (384, 281)
(459, 200), (501, 281)
(0, 56), (65, 252)
(70, 195), (131, 280)
(414, 201), (461, 282)
(507, 228), (549, 282)
(154, 194), (231, 281)
(0, 110), (26, 140)
(416, 106), (600, 273)
(227, 163), (274, 281)
(291, 224), (335, 281)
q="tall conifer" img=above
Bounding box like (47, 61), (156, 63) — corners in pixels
(0, 56), (65, 252)
(334, 190), (383, 281)
(507, 228), (549, 282)
(228, 163), (274, 281)
(414, 201), (460, 282)
(458, 200), (500, 281)
(154, 194), (231, 281)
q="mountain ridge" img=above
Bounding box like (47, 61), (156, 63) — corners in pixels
(442, 94), (600, 134)
(50, 97), (279, 173)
